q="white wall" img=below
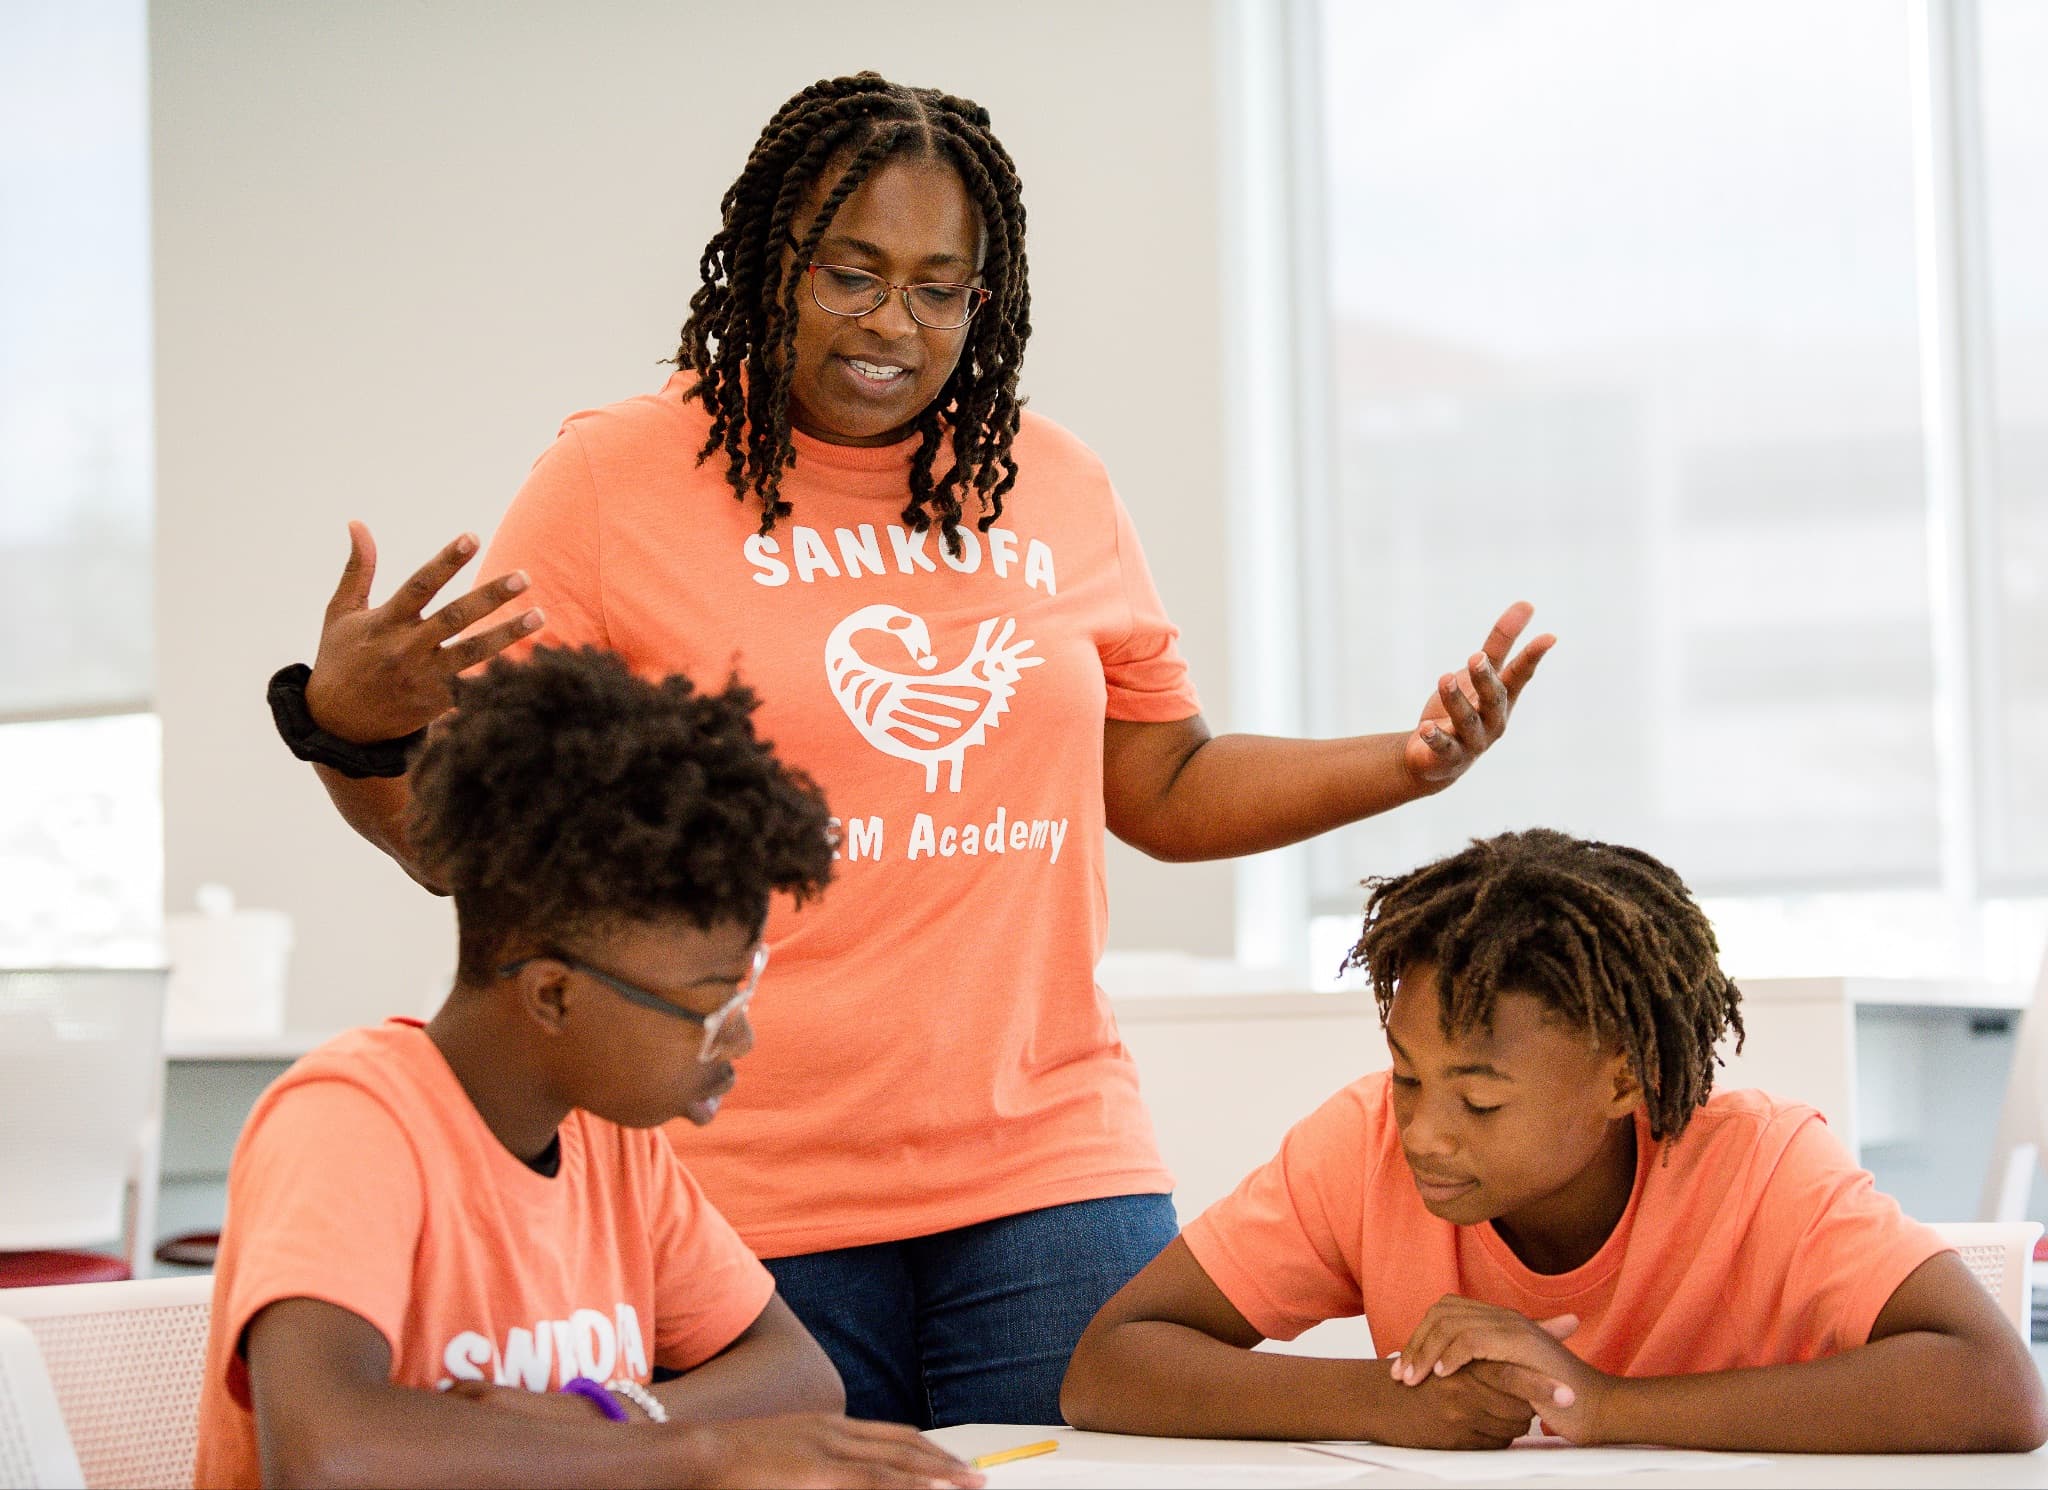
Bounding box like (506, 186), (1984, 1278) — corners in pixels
(1120, 991), (1385, 1356)
(151, 0), (1237, 1032)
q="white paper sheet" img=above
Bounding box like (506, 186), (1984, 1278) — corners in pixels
(980, 1455), (1371, 1488)
(1300, 1437), (1768, 1481)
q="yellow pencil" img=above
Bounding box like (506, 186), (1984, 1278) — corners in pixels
(969, 1438), (1060, 1470)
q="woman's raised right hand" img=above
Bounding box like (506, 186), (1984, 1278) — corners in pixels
(303, 521), (546, 743)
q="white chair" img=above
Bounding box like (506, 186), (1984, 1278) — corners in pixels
(1982, 945), (2048, 1222)
(1929, 1220), (2042, 1340)
(0, 1275), (212, 1490)
(0, 968), (169, 1283)
(0, 1316), (85, 1489)
(1717, 978), (1860, 1156)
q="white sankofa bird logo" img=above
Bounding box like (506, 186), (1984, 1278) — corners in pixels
(825, 603), (1043, 793)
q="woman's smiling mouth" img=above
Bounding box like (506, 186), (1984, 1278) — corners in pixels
(839, 355), (913, 391)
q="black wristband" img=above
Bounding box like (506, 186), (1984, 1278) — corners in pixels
(267, 663), (426, 779)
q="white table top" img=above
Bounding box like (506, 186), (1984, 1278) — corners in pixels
(926, 1424), (2048, 1488)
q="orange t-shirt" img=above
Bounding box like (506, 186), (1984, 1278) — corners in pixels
(1182, 1074), (1951, 1375)
(479, 378), (1199, 1255)
(193, 1020), (774, 1490)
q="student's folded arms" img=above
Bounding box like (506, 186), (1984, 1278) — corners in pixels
(1061, 829), (2048, 1455)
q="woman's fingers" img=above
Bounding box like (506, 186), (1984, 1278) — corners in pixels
(324, 521), (379, 622)
(427, 570), (532, 642)
(1411, 604), (1554, 786)
(1479, 601), (1535, 667)
(1499, 631), (1557, 702)
(1437, 672), (1489, 753)
(1478, 600), (1556, 706)
(382, 532), (481, 621)
(438, 608), (546, 673)
(1418, 719), (1464, 763)
(1468, 652), (1510, 735)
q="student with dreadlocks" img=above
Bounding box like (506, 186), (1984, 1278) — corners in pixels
(269, 73), (1553, 1427)
(1061, 829), (2048, 1453)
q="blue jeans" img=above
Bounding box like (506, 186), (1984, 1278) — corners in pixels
(763, 1193), (1179, 1428)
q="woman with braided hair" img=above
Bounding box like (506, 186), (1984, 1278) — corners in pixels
(273, 72), (1554, 1426)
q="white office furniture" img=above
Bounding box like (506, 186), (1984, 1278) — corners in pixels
(1930, 1220), (2042, 1340)
(0, 1316), (84, 1489)
(1, 1275), (212, 1490)
(1713, 975), (2028, 1161)
(0, 968), (169, 1281)
(156, 1032), (336, 1262)
(1983, 950), (2048, 1222)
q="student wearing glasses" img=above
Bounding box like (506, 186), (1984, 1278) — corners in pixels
(267, 72), (1554, 1427)
(200, 646), (981, 1489)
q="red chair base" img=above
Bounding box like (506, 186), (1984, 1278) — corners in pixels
(0, 1250), (132, 1287)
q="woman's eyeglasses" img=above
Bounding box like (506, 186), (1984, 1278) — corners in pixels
(802, 263), (990, 330)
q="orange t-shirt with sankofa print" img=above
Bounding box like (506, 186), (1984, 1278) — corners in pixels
(1182, 1074), (1952, 1376)
(479, 376), (1200, 1257)
(193, 1020), (773, 1490)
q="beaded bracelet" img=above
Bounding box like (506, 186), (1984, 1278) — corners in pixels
(606, 1377), (669, 1425)
(558, 1375), (629, 1422)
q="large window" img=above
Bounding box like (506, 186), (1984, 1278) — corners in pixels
(1981, 0), (2048, 886)
(0, 715), (161, 963)
(1273, 0), (2043, 978)
(0, 0), (158, 962)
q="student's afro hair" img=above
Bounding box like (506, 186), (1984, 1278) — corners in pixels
(406, 646), (835, 979)
(1341, 828), (1743, 1141)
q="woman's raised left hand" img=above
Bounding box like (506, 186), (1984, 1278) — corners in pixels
(1405, 602), (1556, 790)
